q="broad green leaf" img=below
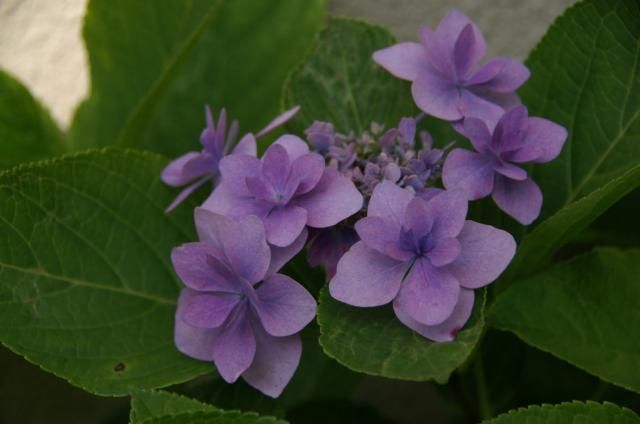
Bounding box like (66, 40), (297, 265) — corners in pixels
(503, 164), (640, 279)
(0, 149), (211, 395)
(284, 18), (415, 135)
(520, 0), (640, 219)
(130, 390), (217, 423)
(70, 0), (326, 156)
(490, 248), (640, 393)
(317, 287), (486, 383)
(0, 69), (64, 167)
(482, 401), (640, 424)
(140, 411), (284, 424)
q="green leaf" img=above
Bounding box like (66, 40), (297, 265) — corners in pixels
(520, 0), (640, 219)
(482, 401), (640, 424)
(140, 411), (284, 424)
(0, 69), (64, 168)
(70, 0), (326, 156)
(317, 287), (486, 383)
(504, 164), (640, 279)
(284, 18), (415, 135)
(490, 248), (640, 393)
(0, 149), (211, 395)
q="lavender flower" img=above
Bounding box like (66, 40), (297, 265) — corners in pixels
(329, 182), (515, 341)
(172, 208), (315, 398)
(443, 106), (567, 224)
(161, 105), (300, 212)
(307, 225), (359, 279)
(203, 135), (363, 247)
(373, 9), (530, 125)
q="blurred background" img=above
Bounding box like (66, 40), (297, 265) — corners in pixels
(0, 1), (576, 423)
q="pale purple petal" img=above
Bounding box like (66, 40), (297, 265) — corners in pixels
(458, 90), (505, 130)
(254, 273), (316, 337)
(264, 205), (308, 247)
(492, 175), (542, 225)
(329, 241), (408, 307)
(453, 24), (479, 78)
(256, 106), (301, 139)
(442, 148), (496, 200)
(213, 302), (256, 383)
(274, 135), (310, 161)
(466, 58), (530, 92)
(372, 42), (428, 81)
(446, 221), (516, 288)
(161, 152), (214, 187)
(194, 208), (232, 251)
(290, 153), (325, 195)
(425, 189), (468, 240)
(218, 154), (262, 196)
(171, 242), (237, 293)
(394, 288), (474, 342)
(294, 168), (363, 228)
(505, 117), (568, 163)
(175, 289), (219, 361)
(355, 216), (412, 262)
(262, 144), (290, 191)
(403, 197), (434, 239)
(267, 228), (308, 277)
(412, 72), (462, 121)
(242, 325), (301, 398)
(494, 162), (527, 181)
(232, 133), (257, 156)
(427, 237), (461, 267)
(393, 258), (460, 326)
(462, 117), (492, 153)
(419, 26), (454, 76)
(165, 176), (212, 213)
(217, 215), (271, 283)
(491, 105), (529, 151)
(436, 9), (486, 66)
(202, 183), (272, 220)
(182, 293), (240, 328)
(367, 181), (414, 227)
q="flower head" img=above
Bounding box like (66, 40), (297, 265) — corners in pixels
(172, 208), (315, 398)
(203, 135), (363, 247)
(161, 105), (300, 212)
(443, 106), (567, 224)
(329, 182), (515, 341)
(373, 9), (530, 125)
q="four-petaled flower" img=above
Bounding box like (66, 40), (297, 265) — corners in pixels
(443, 106), (567, 224)
(172, 208), (316, 398)
(161, 105), (300, 212)
(203, 135), (363, 247)
(329, 182), (515, 341)
(373, 9), (530, 126)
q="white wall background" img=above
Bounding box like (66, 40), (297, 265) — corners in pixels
(0, 0), (575, 128)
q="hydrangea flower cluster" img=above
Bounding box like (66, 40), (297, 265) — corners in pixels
(164, 8), (567, 398)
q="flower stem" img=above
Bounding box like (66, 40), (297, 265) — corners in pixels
(473, 355), (493, 420)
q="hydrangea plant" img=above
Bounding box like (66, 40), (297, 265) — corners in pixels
(1, 1), (640, 423)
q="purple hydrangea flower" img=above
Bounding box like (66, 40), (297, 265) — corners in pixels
(307, 225), (359, 279)
(329, 182), (515, 341)
(172, 208), (315, 398)
(161, 105), (300, 212)
(203, 135), (363, 247)
(443, 106), (567, 224)
(373, 9), (530, 125)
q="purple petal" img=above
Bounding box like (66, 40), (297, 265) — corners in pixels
(290, 153), (325, 195)
(232, 133), (257, 156)
(218, 215), (271, 283)
(355, 216), (412, 262)
(494, 162), (527, 181)
(446, 221), (516, 288)
(453, 24), (479, 78)
(161, 152), (214, 187)
(256, 106), (301, 139)
(462, 117), (492, 153)
(213, 302), (256, 383)
(425, 189), (468, 240)
(505, 117), (568, 163)
(215, 108), (228, 153)
(459, 89), (506, 130)
(403, 197), (434, 239)
(264, 205), (308, 247)
(202, 183), (272, 221)
(368, 181), (414, 226)
(182, 293), (240, 328)
(254, 273), (316, 337)
(219, 154), (262, 196)
(442, 148), (496, 200)
(194, 208), (231, 251)
(274, 135), (310, 161)
(412, 72), (462, 121)
(329, 241), (408, 307)
(294, 168), (363, 228)
(437, 9), (486, 66)
(165, 176), (212, 213)
(393, 258), (460, 326)
(306, 226), (359, 279)
(491, 106), (529, 152)
(427, 237), (461, 267)
(262, 144), (290, 191)
(372, 42), (428, 81)
(492, 175), (542, 225)
(267, 228), (308, 277)
(171, 242), (237, 293)
(175, 289), (219, 361)
(394, 288), (474, 342)
(466, 58), (530, 92)
(419, 26), (454, 76)
(242, 325), (301, 398)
